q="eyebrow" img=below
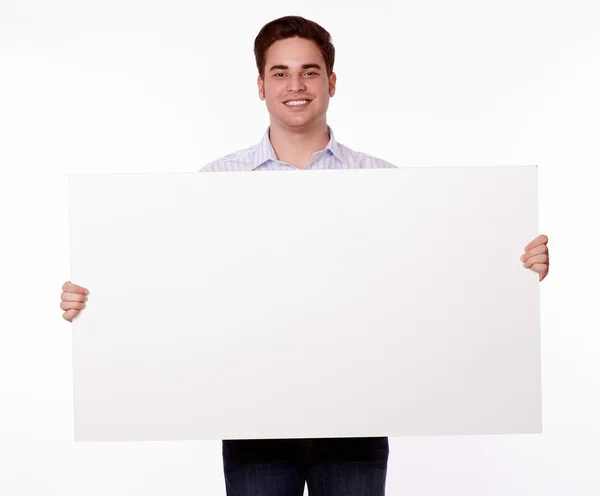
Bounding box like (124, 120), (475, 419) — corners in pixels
(268, 63), (323, 72)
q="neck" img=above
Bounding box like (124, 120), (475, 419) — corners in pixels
(268, 120), (330, 169)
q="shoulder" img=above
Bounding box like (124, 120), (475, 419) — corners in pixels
(336, 142), (397, 169)
(200, 143), (258, 172)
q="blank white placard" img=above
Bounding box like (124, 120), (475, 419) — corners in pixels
(69, 166), (540, 442)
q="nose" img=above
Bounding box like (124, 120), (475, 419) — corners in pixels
(286, 74), (306, 93)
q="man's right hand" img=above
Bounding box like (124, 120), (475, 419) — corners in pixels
(61, 281), (89, 322)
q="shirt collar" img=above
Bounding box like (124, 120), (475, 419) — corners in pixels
(250, 125), (344, 170)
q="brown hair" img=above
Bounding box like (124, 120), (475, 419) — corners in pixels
(254, 16), (335, 78)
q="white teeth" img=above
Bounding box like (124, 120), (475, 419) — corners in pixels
(285, 100), (310, 106)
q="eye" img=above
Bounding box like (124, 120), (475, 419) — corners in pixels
(305, 71), (317, 76)
(274, 73), (286, 77)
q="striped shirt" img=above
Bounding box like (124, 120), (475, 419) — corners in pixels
(200, 126), (396, 172)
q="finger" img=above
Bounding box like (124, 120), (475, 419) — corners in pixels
(523, 253), (549, 268)
(63, 309), (80, 322)
(521, 244), (549, 262)
(62, 281), (89, 295)
(524, 234), (549, 252)
(527, 262), (547, 273)
(529, 263), (548, 280)
(62, 291), (88, 303)
(61, 301), (86, 311)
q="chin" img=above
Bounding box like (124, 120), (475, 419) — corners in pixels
(274, 117), (308, 129)
(287, 120), (313, 128)
(284, 114), (322, 128)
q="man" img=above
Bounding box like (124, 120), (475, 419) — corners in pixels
(60, 15), (550, 496)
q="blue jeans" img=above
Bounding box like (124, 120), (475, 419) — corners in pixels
(222, 437), (389, 496)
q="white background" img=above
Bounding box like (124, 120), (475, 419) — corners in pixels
(0, 0), (598, 494)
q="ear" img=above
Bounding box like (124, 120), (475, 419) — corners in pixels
(329, 72), (337, 97)
(257, 75), (265, 101)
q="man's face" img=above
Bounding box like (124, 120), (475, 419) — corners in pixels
(258, 37), (336, 131)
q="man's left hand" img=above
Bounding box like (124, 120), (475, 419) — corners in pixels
(521, 234), (549, 282)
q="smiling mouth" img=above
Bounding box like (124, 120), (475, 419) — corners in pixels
(283, 99), (312, 107)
